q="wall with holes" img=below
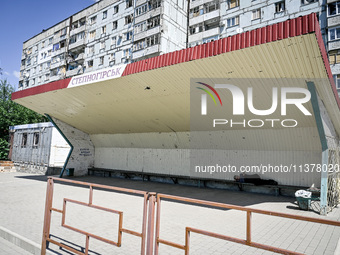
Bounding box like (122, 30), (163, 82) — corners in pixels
(52, 118), (95, 176)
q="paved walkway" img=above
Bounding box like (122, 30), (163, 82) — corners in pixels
(0, 172), (340, 254)
(0, 236), (32, 255)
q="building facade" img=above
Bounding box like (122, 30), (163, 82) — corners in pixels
(327, 0), (340, 96)
(19, 0), (187, 89)
(18, 0), (340, 98)
(188, 0), (327, 45)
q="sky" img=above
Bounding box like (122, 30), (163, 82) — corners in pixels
(0, 0), (99, 89)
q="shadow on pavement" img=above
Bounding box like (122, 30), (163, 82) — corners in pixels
(15, 174), (297, 210)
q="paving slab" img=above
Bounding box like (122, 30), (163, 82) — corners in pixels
(0, 172), (340, 254)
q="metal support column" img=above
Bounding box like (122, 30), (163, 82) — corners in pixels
(307, 82), (328, 215)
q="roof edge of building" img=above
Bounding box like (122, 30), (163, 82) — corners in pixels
(14, 13), (340, 111)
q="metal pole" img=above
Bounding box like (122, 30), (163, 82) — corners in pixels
(246, 211), (251, 244)
(41, 178), (54, 255)
(146, 192), (156, 255)
(307, 82), (328, 215)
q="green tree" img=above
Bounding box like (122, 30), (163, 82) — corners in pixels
(0, 79), (47, 159)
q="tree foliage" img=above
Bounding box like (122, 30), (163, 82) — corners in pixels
(0, 79), (47, 159)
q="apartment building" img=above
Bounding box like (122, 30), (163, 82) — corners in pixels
(18, 0), (187, 89)
(187, 0), (340, 98)
(327, 0), (340, 96)
(188, 0), (326, 45)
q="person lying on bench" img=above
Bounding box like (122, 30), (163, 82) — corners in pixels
(234, 173), (278, 186)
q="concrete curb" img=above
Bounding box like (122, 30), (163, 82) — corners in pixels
(0, 226), (50, 255)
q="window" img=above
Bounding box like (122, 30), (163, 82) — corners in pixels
(89, 45), (95, 54)
(102, 25), (107, 34)
(275, 1), (285, 13)
(100, 41), (106, 50)
(149, 0), (161, 9)
(136, 4), (148, 16)
(227, 0), (239, 9)
(329, 51), (340, 64)
(103, 10), (107, 19)
(89, 30), (96, 39)
(147, 16), (160, 29)
(205, 1), (219, 13)
(48, 50), (52, 56)
(125, 14), (133, 24)
(99, 56), (104, 65)
(189, 24), (203, 35)
(70, 35), (77, 44)
(53, 43), (60, 51)
(252, 9), (261, 20)
(112, 21), (118, 30)
(123, 48), (131, 57)
(45, 74), (50, 81)
(33, 133), (39, 148)
(124, 31), (133, 41)
(109, 53), (116, 65)
(113, 5), (119, 14)
(126, 0), (133, 8)
(146, 34), (160, 47)
(190, 7), (200, 18)
(49, 37), (53, 45)
(32, 78), (35, 86)
(328, 2), (340, 16)
(88, 60), (93, 68)
(133, 39), (146, 51)
(60, 28), (67, 36)
(227, 16), (239, 27)
(111, 36), (117, 47)
(39, 64), (42, 71)
(42, 41), (45, 48)
(90, 16), (97, 25)
(60, 40), (66, 48)
(135, 21), (147, 34)
(335, 74), (340, 89)
(21, 133), (27, 148)
(301, 0), (317, 5)
(329, 27), (340, 41)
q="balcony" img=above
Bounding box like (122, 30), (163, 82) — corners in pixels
(136, 0), (147, 6)
(132, 44), (159, 59)
(330, 63), (340, 74)
(75, 53), (85, 61)
(189, 27), (220, 42)
(52, 48), (66, 57)
(134, 26), (160, 41)
(189, 9), (220, 26)
(49, 75), (60, 82)
(135, 7), (161, 24)
(70, 26), (86, 37)
(69, 39), (86, 50)
(66, 68), (84, 78)
(329, 39), (340, 51)
(50, 60), (66, 70)
(328, 15), (340, 27)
